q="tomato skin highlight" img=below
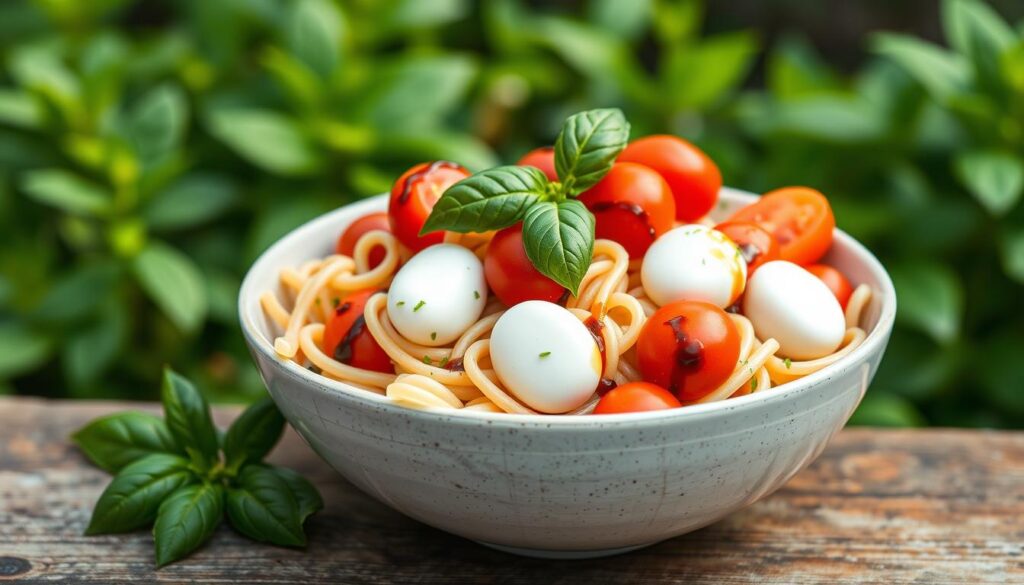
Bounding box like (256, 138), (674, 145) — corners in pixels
(618, 135), (722, 222)
(388, 161), (471, 252)
(578, 162), (676, 259)
(322, 289), (393, 373)
(516, 147), (558, 181)
(593, 382), (682, 414)
(728, 186), (835, 266)
(637, 300), (740, 402)
(806, 264), (853, 310)
(336, 212), (390, 269)
(713, 221), (781, 273)
(484, 224), (566, 307)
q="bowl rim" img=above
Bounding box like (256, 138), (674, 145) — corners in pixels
(238, 187), (897, 427)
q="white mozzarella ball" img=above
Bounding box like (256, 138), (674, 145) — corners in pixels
(489, 301), (601, 414)
(388, 244), (487, 346)
(641, 224), (747, 308)
(742, 260), (845, 360)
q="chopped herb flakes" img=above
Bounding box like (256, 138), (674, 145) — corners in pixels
(539, 351), (551, 358)
(423, 355), (432, 365)
(473, 290), (480, 300)
(413, 300), (426, 312)
(331, 297), (340, 307)
(750, 377), (758, 391)
(784, 358), (792, 369)
(396, 301), (405, 306)
(439, 356), (449, 367)
(430, 332), (437, 341)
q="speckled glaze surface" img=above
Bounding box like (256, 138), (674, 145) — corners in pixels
(239, 189), (896, 558)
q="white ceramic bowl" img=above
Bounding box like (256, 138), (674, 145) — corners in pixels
(239, 188), (896, 558)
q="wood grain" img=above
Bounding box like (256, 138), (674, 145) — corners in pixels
(1, 396), (1022, 584)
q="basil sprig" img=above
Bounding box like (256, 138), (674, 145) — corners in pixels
(72, 368), (322, 568)
(420, 108), (630, 294)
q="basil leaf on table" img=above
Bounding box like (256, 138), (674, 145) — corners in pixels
(419, 165), (548, 234)
(223, 397), (285, 470)
(73, 411), (180, 473)
(270, 465), (324, 522)
(86, 454), (195, 535)
(522, 199), (596, 295)
(226, 465), (307, 547)
(161, 368), (219, 470)
(153, 482), (225, 567)
(554, 108), (630, 194)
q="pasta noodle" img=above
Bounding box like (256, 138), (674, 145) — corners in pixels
(261, 227), (874, 416)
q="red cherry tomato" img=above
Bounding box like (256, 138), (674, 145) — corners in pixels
(578, 162), (676, 258)
(388, 161), (470, 252)
(336, 212), (390, 269)
(322, 289), (393, 373)
(728, 187), (835, 266)
(618, 135), (722, 222)
(637, 300), (740, 402)
(593, 382), (682, 414)
(714, 221), (781, 273)
(516, 147), (558, 181)
(806, 264), (853, 309)
(484, 223), (565, 307)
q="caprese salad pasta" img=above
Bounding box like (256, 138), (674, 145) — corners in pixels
(260, 108), (875, 416)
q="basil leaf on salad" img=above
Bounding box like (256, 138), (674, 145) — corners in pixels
(554, 108), (630, 195)
(420, 165), (548, 234)
(521, 199), (596, 295)
(226, 464), (307, 547)
(153, 482), (225, 567)
(73, 411), (181, 473)
(222, 397), (285, 470)
(161, 368), (220, 470)
(86, 453), (195, 535)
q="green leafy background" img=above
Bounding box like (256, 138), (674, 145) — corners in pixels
(1, 0), (1022, 429)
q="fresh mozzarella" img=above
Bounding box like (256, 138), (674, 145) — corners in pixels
(388, 244), (487, 346)
(641, 224), (747, 308)
(743, 260), (845, 360)
(489, 301), (601, 413)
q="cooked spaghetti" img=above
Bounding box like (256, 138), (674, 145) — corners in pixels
(260, 227), (873, 415)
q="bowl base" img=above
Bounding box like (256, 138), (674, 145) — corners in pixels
(476, 540), (657, 559)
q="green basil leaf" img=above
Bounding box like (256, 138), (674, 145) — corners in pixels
(133, 241), (208, 334)
(223, 397), (285, 469)
(420, 165), (546, 234)
(226, 465), (306, 547)
(871, 33), (968, 101)
(73, 411), (180, 473)
(554, 108), (630, 194)
(954, 150), (1024, 216)
(144, 173), (239, 231)
(270, 465), (323, 522)
(161, 368), (219, 469)
(286, 0), (345, 80)
(153, 482), (225, 567)
(85, 454), (195, 535)
(0, 323), (53, 379)
(521, 199), (595, 295)
(205, 107), (321, 176)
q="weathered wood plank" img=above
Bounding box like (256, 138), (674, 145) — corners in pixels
(1, 397), (1022, 584)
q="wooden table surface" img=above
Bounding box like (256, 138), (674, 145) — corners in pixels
(1, 397), (1022, 584)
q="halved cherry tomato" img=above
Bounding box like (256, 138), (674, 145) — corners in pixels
(618, 135), (722, 222)
(806, 264), (853, 309)
(637, 300), (740, 402)
(336, 212), (390, 269)
(388, 161), (470, 252)
(484, 223), (565, 307)
(728, 187), (834, 266)
(578, 162), (676, 258)
(322, 289), (392, 373)
(516, 146), (558, 181)
(714, 221), (781, 273)
(593, 382), (681, 414)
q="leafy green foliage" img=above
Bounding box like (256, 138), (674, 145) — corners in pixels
(522, 200), (595, 294)
(554, 108), (630, 194)
(420, 166), (547, 234)
(74, 370), (321, 567)
(0, 0), (1021, 429)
